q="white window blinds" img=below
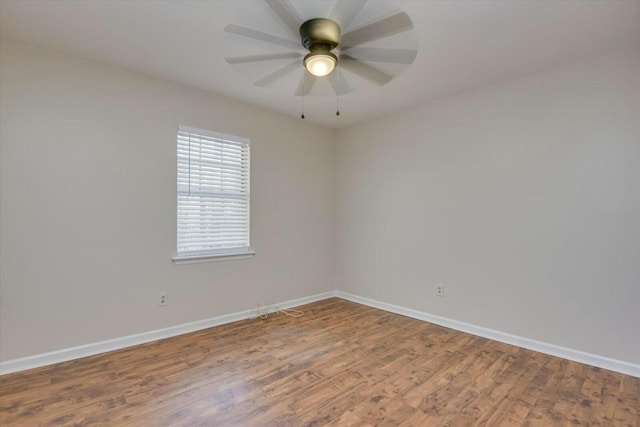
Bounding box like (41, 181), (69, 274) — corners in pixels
(177, 125), (250, 257)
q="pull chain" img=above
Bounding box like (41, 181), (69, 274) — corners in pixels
(300, 74), (344, 118)
(336, 68), (340, 116)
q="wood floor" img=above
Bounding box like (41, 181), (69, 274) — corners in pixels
(0, 298), (638, 426)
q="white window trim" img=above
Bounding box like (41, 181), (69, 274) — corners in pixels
(172, 250), (255, 265)
(173, 125), (252, 264)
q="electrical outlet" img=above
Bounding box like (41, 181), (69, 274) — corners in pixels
(436, 284), (444, 297)
(158, 292), (168, 306)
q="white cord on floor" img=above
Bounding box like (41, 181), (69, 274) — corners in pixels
(278, 306), (304, 318)
(249, 302), (304, 320)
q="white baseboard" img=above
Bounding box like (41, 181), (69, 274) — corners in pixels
(0, 291), (336, 375)
(2, 290), (638, 378)
(335, 291), (640, 378)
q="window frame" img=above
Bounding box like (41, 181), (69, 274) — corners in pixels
(172, 125), (254, 264)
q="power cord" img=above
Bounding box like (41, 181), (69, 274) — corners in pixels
(249, 302), (304, 320)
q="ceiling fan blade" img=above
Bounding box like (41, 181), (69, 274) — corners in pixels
(254, 60), (301, 87)
(226, 52), (302, 64)
(263, 0), (303, 37)
(329, 0), (367, 32)
(295, 71), (317, 96)
(340, 12), (413, 49)
(339, 55), (393, 85)
(224, 24), (301, 50)
(340, 47), (417, 64)
(328, 69), (351, 95)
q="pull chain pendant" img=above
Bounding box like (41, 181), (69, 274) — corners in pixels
(336, 69), (341, 116)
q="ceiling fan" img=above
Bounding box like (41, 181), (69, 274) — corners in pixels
(224, 0), (417, 98)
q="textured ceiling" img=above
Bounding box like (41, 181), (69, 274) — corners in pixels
(1, 0), (639, 128)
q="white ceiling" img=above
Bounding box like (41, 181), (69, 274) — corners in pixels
(1, 0), (639, 129)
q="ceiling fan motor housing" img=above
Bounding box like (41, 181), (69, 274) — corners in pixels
(300, 18), (341, 53)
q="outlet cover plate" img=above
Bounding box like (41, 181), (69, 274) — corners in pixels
(158, 292), (168, 306)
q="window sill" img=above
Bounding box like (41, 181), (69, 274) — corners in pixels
(172, 250), (255, 265)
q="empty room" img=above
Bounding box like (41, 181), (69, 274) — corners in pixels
(0, 0), (638, 425)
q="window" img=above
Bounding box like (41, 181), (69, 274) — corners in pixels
(174, 125), (252, 263)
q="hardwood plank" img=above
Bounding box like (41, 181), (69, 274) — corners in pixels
(0, 298), (637, 426)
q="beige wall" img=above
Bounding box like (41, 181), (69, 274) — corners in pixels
(0, 39), (336, 361)
(336, 50), (640, 364)
(2, 38), (638, 366)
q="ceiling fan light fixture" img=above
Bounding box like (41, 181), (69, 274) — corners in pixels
(304, 51), (337, 77)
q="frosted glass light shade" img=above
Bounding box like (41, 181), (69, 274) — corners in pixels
(304, 53), (337, 77)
